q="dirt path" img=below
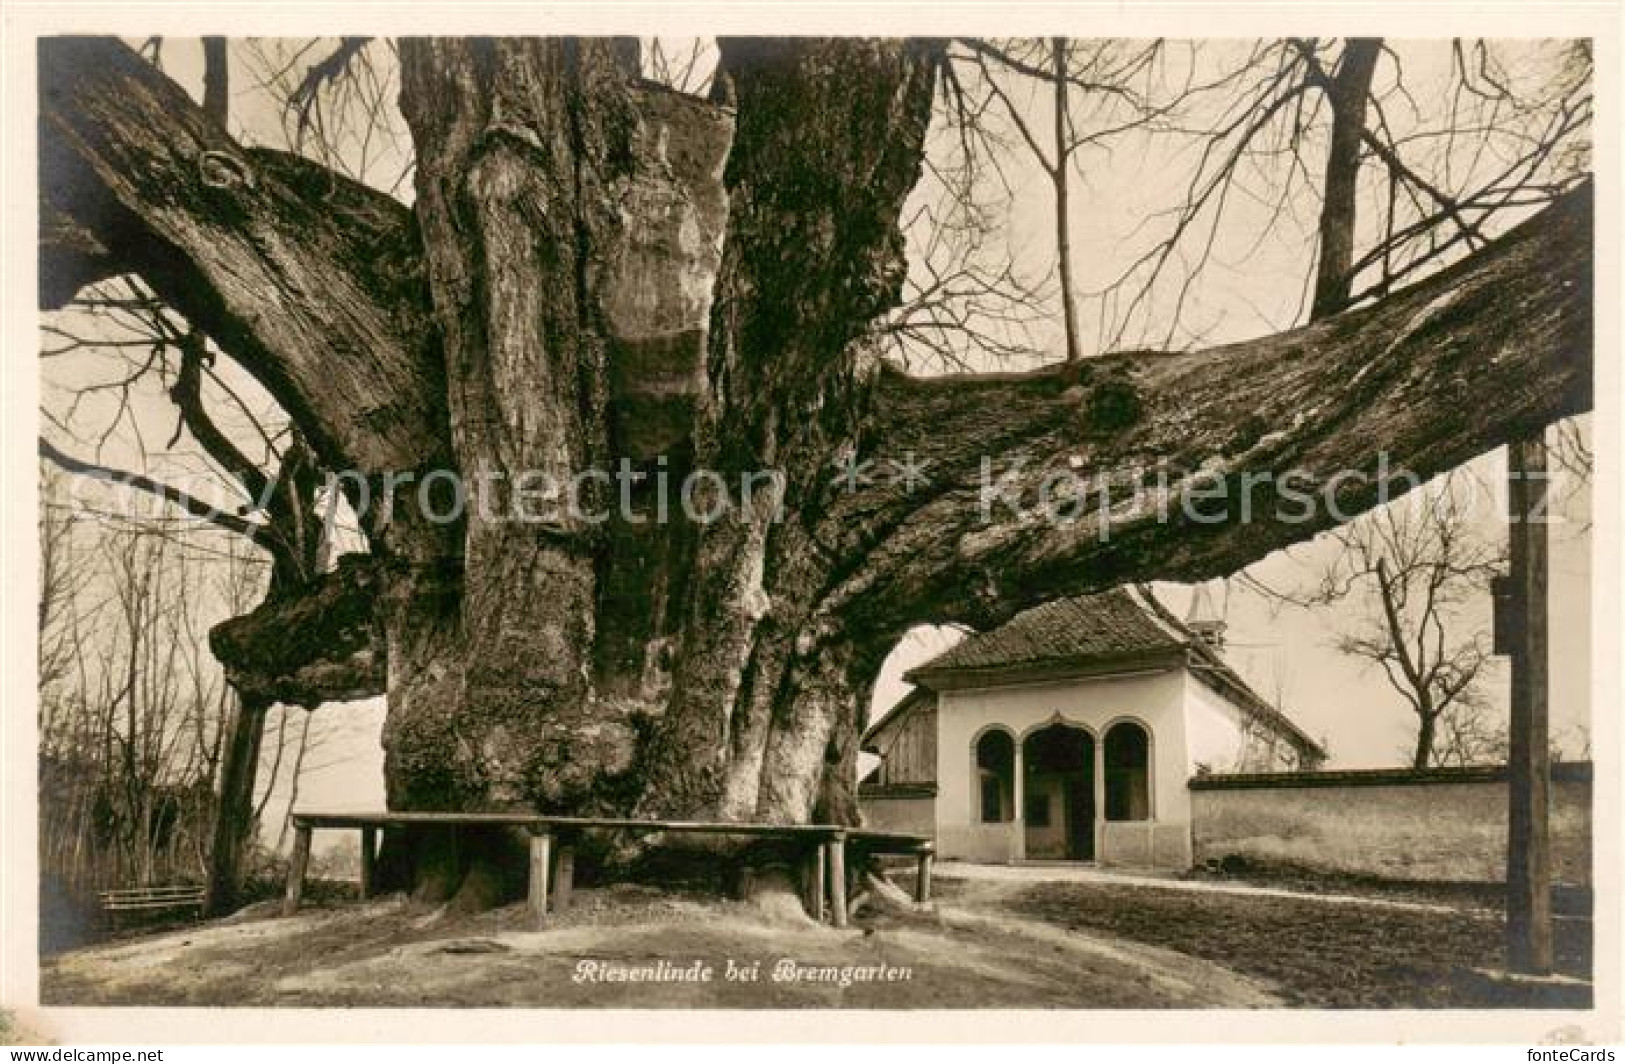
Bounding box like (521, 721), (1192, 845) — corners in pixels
(936, 860), (1471, 912)
(41, 883), (1279, 1009)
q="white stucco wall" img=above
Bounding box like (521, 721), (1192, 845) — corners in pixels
(1182, 671), (1253, 775)
(933, 668), (1194, 867)
(1183, 671), (1309, 773)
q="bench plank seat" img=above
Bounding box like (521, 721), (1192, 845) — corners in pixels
(100, 886), (207, 899)
(293, 811), (930, 846)
(283, 810), (933, 926)
(99, 885), (206, 928)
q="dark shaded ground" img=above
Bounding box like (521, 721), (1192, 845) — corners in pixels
(1189, 855), (1593, 917)
(992, 878), (1593, 1008)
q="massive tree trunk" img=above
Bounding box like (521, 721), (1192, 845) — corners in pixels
(39, 36), (1593, 902)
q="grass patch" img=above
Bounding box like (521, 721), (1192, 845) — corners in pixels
(1003, 880), (1592, 1008)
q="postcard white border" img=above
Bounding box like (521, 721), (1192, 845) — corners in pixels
(3, 0), (1619, 1045)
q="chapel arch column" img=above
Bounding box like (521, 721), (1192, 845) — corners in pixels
(1012, 737), (1025, 862)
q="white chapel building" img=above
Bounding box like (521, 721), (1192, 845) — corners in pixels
(858, 586), (1324, 870)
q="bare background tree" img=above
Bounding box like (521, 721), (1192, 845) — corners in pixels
(878, 38), (1589, 371)
(1243, 474), (1506, 768)
(38, 36), (375, 914)
(37, 473), (262, 899)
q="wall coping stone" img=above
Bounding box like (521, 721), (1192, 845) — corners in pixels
(1188, 761), (1592, 791)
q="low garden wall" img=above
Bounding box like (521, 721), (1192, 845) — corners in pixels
(1189, 762), (1592, 885)
(858, 782), (937, 837)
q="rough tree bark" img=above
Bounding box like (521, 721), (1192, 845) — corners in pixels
(1052, 37), (1082, 362)
(204, 694), (268, 909)
(1309, 37), (1382, 319)
(39, 36), (1593, 905)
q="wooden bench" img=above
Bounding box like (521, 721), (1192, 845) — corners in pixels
(98, 884), (207, 929)
(283, 811), (932, 929)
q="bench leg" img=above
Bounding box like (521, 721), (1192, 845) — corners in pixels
(804, 846), (826, 923)
(528, 832), (553, 928)
(553, 843), (575, 913)
(359, 827), (377, 899)
(915, 850), (933, 905)
(826, 838), (848, 929)
(282, 824), (313, 917)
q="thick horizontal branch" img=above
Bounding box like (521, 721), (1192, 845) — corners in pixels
(820, 182), (1593, 641)
(210, 554), (387, 706)
(39, 36), (446, 474)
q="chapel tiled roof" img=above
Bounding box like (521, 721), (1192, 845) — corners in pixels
(908, 588), (1184, 675)
(901, 585), (1324, 760)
